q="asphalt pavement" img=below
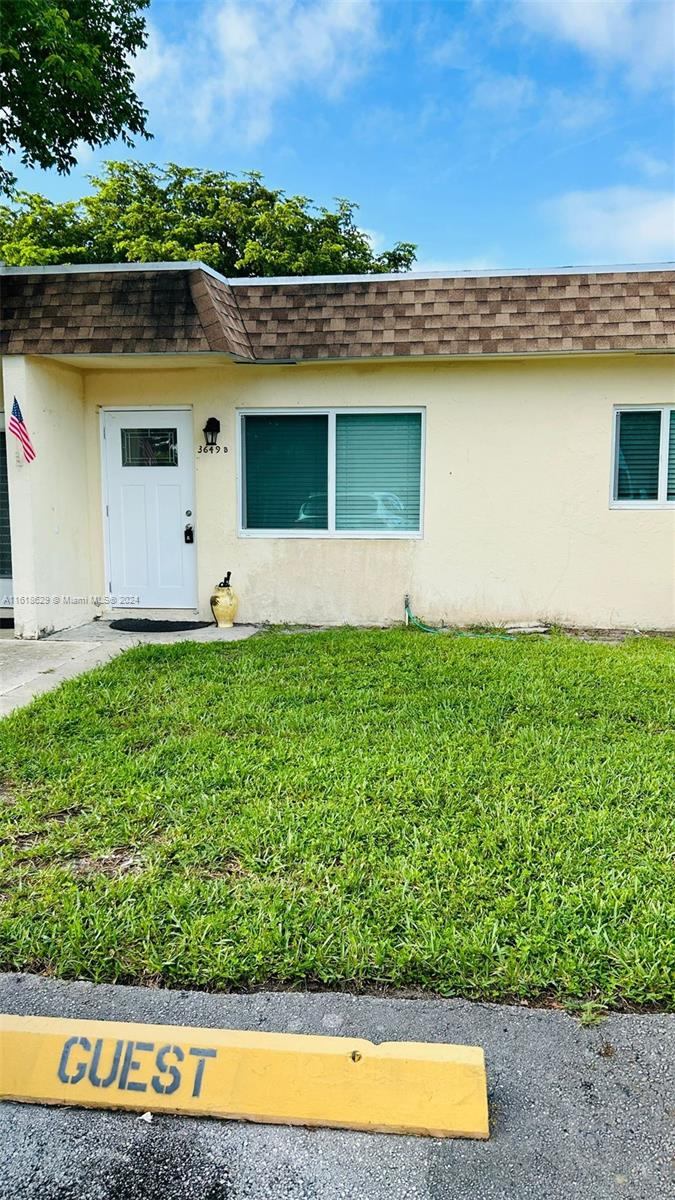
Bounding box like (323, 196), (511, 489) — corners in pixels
(0, 973), (672, 1200)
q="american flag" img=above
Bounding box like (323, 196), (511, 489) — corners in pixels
(8, 398), (36, 462)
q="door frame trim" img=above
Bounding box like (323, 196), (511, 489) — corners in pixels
(99, 406), (196, 609)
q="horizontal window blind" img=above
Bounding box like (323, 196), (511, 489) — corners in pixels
(616, 410), (661, 501)
(244, 414), (328, 530)
(336, 413), (421, 531)
(0, 432), (11, 578)
(662, 410), (667, 499)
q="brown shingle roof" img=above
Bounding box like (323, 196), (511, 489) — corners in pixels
(1, 269), (215, 356)
(1, 265), (673, 361)
(234, 269), (675, 359)
(188, 269), (253, 358)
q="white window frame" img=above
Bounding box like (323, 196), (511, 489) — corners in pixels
(610, 405), (674, 510)
(237, 407), (425, 539)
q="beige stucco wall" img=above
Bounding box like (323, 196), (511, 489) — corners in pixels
(82, 352), (674, 630)
(2, 352), (674, 635)
(2, 356), (96, 638)
(0, 367), (8, 613)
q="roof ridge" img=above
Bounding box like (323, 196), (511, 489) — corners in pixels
(2, 260), (674, 286)
(189, 269), (255, 360)
(227, 279), (255, 361)
(187, 271), (232, 353)
(229, 263), (675, 287)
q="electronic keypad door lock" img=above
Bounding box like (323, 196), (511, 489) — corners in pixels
(184, 523), (194, 544)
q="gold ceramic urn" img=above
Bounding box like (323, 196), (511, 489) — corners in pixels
(210, 572), (238, 628)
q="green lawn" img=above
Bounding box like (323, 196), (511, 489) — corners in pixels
(0, 628), (673, 1009)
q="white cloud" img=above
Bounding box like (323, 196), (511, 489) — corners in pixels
(134, 1), (381, 147)
(201, 0), (374, 139)
(545, 88), (612, 131)
(621, 148), (673, 180)
(512, 0), (675, 88)
(515, 0), (632, 55)
(428, 29), (475, 69)
(359, 228), (386, 253)
(198, 0), (380, 144)
(548, 186), (675, 261)
(471, 72), (537, 111)
(73, 140), (97, 167)
(133, 22), (181, 92)
(422, 9), (619, 139)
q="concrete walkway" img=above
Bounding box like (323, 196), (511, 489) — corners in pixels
(0, 973), (671, 1200)
(0, 620), (258, 716)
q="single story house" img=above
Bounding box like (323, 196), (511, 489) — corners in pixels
(0, 261), (673, 639)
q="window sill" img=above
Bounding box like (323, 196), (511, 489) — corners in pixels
(238, 530), (423, 540)
(609, 501), (675, 510)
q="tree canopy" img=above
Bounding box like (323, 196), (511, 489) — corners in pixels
(0, 161), (417, 275)
(0, 0), (150, 193)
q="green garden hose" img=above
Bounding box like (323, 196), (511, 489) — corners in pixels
(404, 596), (514, 640)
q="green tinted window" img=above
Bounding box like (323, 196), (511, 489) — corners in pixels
(662, 412), (667, 501)
(244, 414), (328, 530)
(242, 411), (423, 533)
(616, 411), (661, 500)
(336, 413), (421, 531)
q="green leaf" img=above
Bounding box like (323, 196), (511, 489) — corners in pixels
(0, 160), (418, 274)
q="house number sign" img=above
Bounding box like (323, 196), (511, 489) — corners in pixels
(197, 444), (228, 455)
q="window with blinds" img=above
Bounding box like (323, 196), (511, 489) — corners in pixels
(336, 413), (421, 531)
(244, 414), (328, 530)
(241, 410), (423, 535)
(662, 410), (667, 504)
(613, 407), (675, 506)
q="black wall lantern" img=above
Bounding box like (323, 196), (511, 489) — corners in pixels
(203, 417), (221, 447)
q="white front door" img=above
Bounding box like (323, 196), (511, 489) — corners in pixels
(103, 409), (197, 608)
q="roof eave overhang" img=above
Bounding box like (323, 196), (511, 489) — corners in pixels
(8, 346), (671, 367)
(235, 347), (675, 365)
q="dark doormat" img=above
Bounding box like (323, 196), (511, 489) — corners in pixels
(109, 619), (214, 633)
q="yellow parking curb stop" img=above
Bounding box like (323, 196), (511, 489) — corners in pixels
(0, 1013), (489, 1139)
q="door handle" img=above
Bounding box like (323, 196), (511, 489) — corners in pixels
(184, 524), (194, 544)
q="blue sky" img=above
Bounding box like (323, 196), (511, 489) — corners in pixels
(9, 0), (675, 270)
